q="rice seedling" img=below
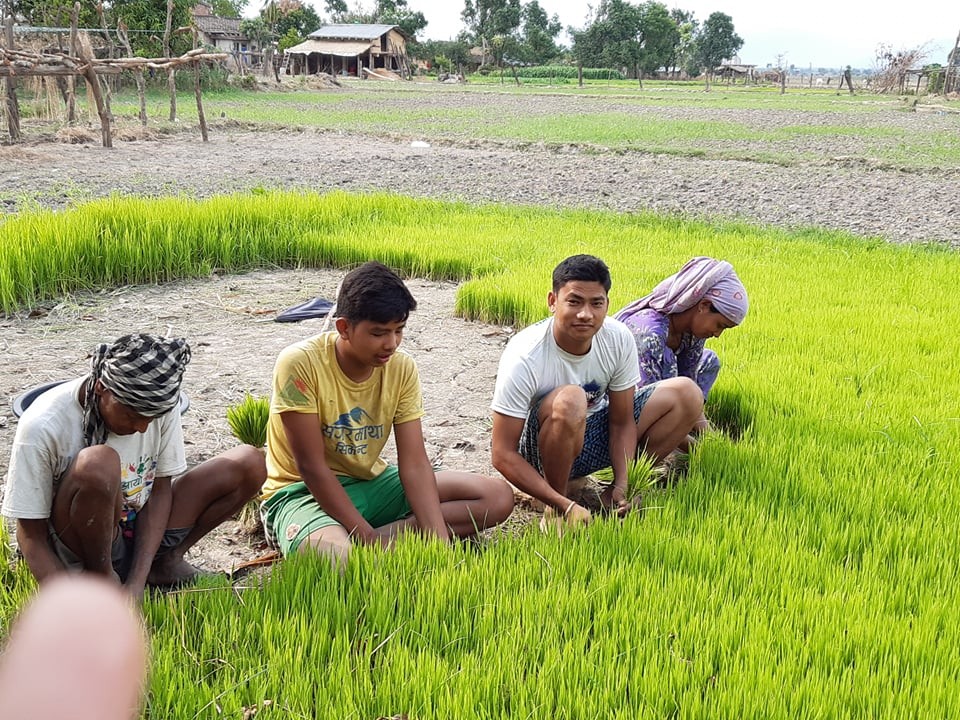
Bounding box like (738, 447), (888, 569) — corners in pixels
(590, 453), (658, 502)
(225, 393), (271, 533)
(2, 191), (959, 718)
(624, 453), (659, 499)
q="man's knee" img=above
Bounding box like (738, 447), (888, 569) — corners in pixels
(663, 377), (703, 411)
(66, 446), (123, 499)
(542, 385), (588, 429)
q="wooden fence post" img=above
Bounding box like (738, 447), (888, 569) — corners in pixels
(77, 32), (112, 148)
(3, 16), (21, 142)
(192, 31), (208, 142)
(65, 10), (78, 123)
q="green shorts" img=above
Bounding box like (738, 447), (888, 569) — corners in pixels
(260, 466), (412, 555)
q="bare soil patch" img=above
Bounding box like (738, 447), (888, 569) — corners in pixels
(0, 268), (517, 572)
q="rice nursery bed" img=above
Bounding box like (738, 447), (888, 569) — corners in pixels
(1, 192), (959, 717)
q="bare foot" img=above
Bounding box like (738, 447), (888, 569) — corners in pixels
(147, 556), (206, 588)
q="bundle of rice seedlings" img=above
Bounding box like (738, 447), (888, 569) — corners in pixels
(226, 393), (269, 449)
(226, 394), (269, 534)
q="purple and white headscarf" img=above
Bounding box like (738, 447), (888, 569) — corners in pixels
(616, 256), (749, 325)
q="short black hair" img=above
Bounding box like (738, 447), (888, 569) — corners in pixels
(336, 261), (417, 324)
(552, 254), (611, 293)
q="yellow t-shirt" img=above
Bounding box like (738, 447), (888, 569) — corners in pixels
(261, 332), (424, 499)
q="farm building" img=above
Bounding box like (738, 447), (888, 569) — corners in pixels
(192, 3), (262, 70)
(284, 24), (411, 78)
(715, 60), (757, 83)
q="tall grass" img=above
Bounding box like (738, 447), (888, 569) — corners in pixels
(1, 192), (959, 717)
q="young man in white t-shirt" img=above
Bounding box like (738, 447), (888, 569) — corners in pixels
(2, 334), (265, 599)
(491, 255), (704, 526)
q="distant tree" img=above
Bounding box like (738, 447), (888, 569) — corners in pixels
(330, 0), (427, 39)
(924, 63), (944, 94)
(111, 0), (194, 56)
(378, 2), (428, 41)
(872, 43), (929, 93)
(570, 0), (641, 75)
(462, 0), (522, 63)
(10, 0), (99, 26)
(667, 7), (697, 77)
(635, 1), (678, 82)
(519, 0), (561, 65)
(323, 0), (347, 21)
(693, 11), (742, 89)
(277, 27), (302, 52)
(410, 38), (471, 69)
(399, 12), (429, 40)
(273, 1), (321, 37)
(491, 32), (523, 74)
(241, 16), (274, 48)
(210, 0), (247, 17)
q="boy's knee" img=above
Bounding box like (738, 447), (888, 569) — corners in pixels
(486, 477), (516, 522)
(216, 445), (266, 498)
(234, 445), (267, 497)
(301, 531), (351, 568)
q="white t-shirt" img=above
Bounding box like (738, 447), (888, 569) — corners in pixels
(1, 378), (187, 521)
(491, 317), (640, 419)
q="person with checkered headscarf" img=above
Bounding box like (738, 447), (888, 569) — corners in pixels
(3, 334), (265, 599)
(82, 333), (192, 447)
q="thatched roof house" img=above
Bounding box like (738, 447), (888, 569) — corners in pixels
(284, 24), (411, 78)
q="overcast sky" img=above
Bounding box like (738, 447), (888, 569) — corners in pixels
(400, 0), (958, 69)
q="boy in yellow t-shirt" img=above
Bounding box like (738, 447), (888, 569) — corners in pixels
(261, 261), (514, 562)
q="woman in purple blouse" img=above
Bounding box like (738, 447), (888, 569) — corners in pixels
(614, 257), (749, 433)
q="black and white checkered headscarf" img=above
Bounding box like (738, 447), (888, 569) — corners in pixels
(82, 334), (191, 446)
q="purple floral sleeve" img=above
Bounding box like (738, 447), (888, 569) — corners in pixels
(616, 307), (718, 397)
(618, 309), (674, 387)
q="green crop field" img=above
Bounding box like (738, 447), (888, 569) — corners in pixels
(83, 80), (960, 170)
(1, 186), (958, 717)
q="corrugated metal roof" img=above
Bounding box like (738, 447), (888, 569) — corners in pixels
(285, 38), (373, 57)
(307, 24), (397, 41)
